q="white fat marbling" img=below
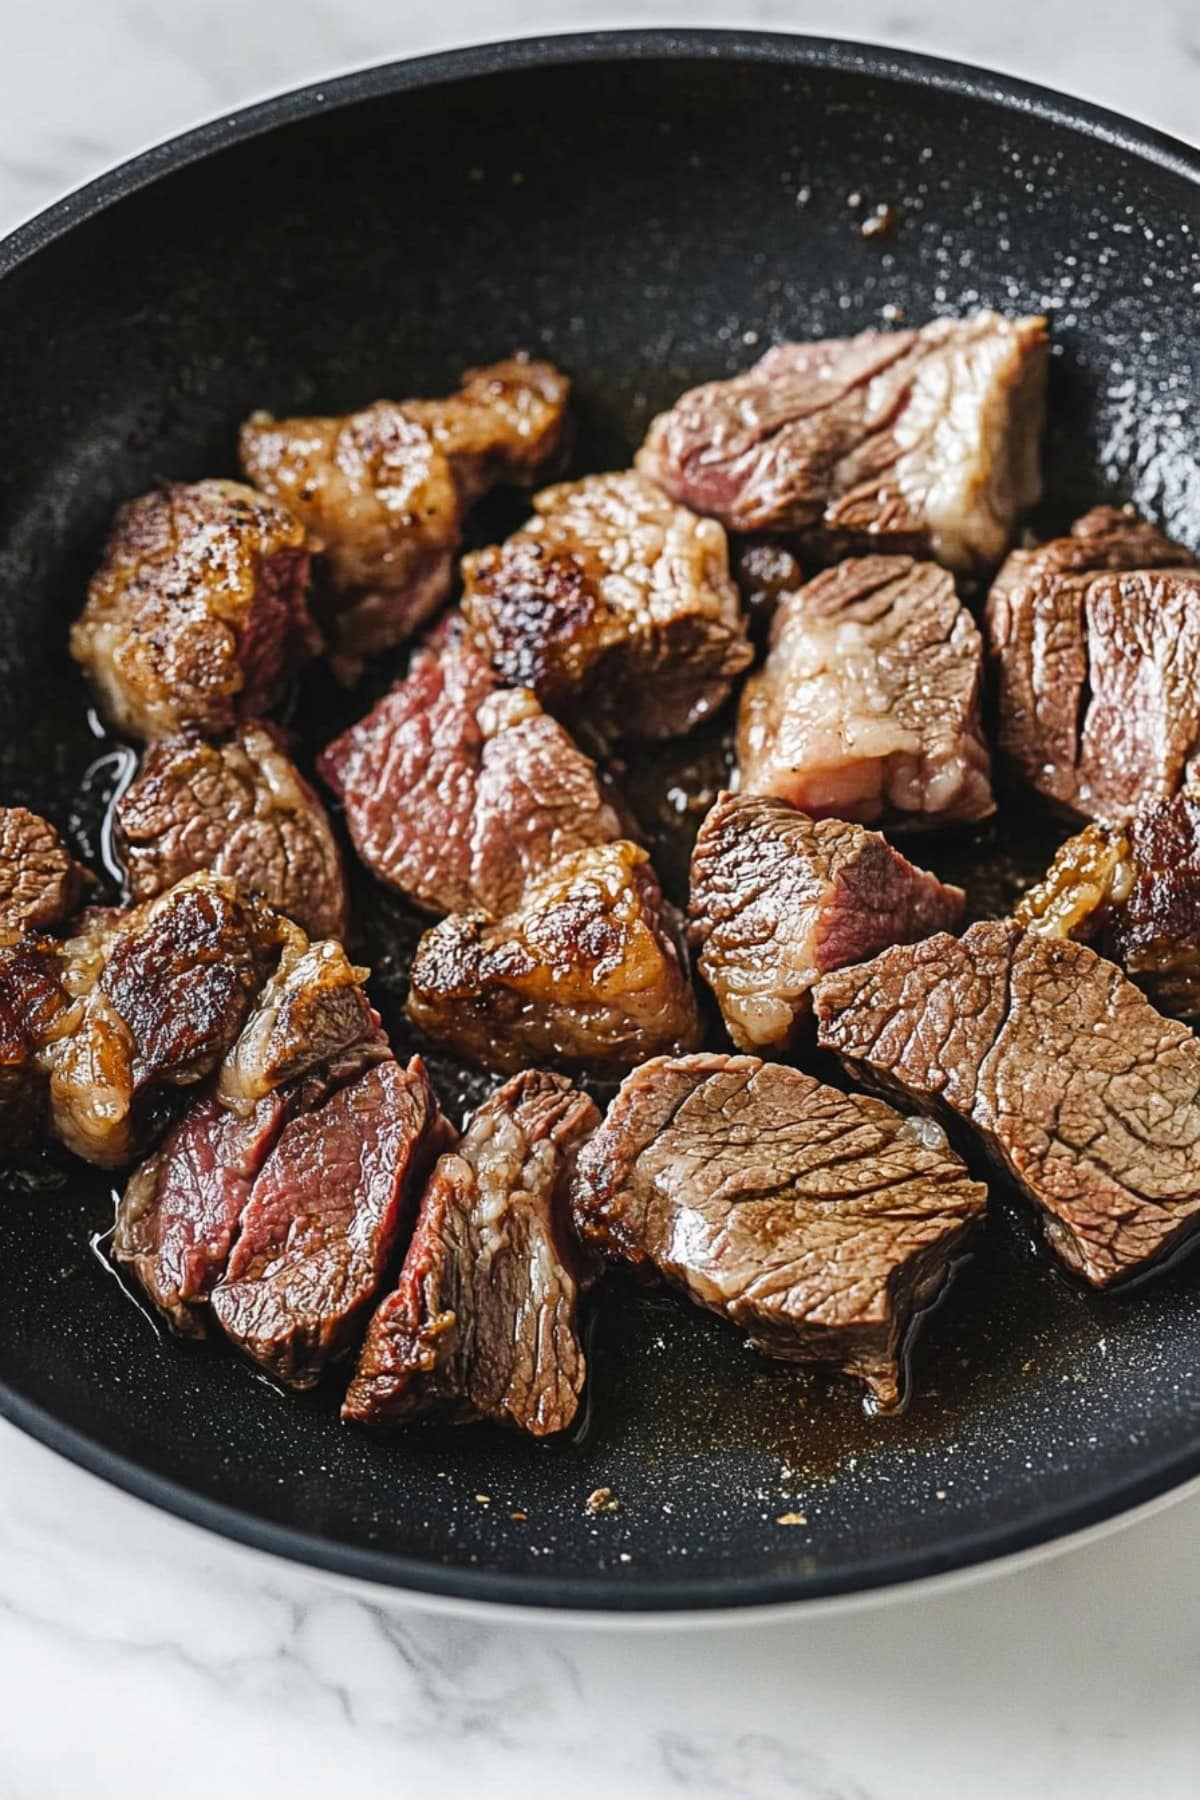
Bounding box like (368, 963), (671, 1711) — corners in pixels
(2, 3), (1199, 1797)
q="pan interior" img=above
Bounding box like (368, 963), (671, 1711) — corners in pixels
(2, 42), (1200, 1608)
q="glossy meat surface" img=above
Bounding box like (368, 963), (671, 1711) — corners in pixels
(461, 470), (751, 745)
(406, 840), (702, 1074)
(737, 555), (993, 828)
(637, 312), (1048, 571)
(344, 1069), (598, 1433)
(689, 792), (965, 1052)
(0, 808), (86, 942)
(571, 1052), (985, 1411)
(70, 480), (316, 741)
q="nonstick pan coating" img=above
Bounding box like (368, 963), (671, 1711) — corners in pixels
(2, 32), (1200, 1612)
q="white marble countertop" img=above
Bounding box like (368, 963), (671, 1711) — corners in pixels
(2, 3), (1200, 1797)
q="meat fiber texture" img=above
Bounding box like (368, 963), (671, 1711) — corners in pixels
(69, 479), (317, 742)
(116, 722), (348, 940)
(0, 808), (86, 943)
(737, 554), (994, 829)
(344, 1069), (599, 1434)
(987, 505), (1200, 821)
(815, 920), (1200, 1288)
(319, 624), (623, 918)
(637, 312), (1048, 572)
(689, 791), (964, 1052)
(461, 469), (751, 747)
(572, 1052), (985, 1411)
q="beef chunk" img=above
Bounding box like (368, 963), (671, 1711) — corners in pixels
(737, 555), (993, 827)
(216, 921), (379, 1111)
(0, 936), (71, 1154)
(690, 792), (965, 1052)
(637, 312), (1048, 571)
(48, 874), (281, 1167)
(115, 722), (348, 940)
(0, 808), (86, 941)
(814, 920), (1200, 1288)
(319, 625), (622, 917)
(1016, 786), (1200, 1019)
(571, 1052), (985, 1410)
(461, 470), (751, 746)
(113, 1089), (288, 1336)
(987, 505), (1200, 820)
(406, 840), (703, 1074)
(210, 1055), (445, 1387)
(239, 357), (569, 671)
(344, 1070), (599, 1433)
(70, 480), (317, 742)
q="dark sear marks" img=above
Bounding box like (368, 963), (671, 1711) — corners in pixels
(815, 921), (1200, 1289)
(0, 808), (87, 942)
(344, 1069), (599, 1434)
(571, 1052), (987, 1413)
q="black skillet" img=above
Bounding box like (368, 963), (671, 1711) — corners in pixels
(2, 31), (1200, 1614)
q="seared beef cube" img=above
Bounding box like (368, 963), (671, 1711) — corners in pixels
(113, 1089), (289, 1336)
(70, 480), (316, 742)
(217, 922), (379, 1110)
(0, 808), (86, 941)
(319, 626), (622, 917)
(48, 874), (281, 1167)
(987, 505), (1200, 820)
(815, 920), (1200, 1288)
(737, 556), (993, 828)
(1016, 787), (1200, 1020)
(571, 1052), (985, 1411)
(461, 470), (751, 746)
(638, 312), (1048, 571)
(115, 723), (348, 940)
(690, 792), (965, 1052)
(344, 1070), (599, 1433)
(210, 1055), (446, 1387)
(240, 357), (569, 670)
(406, 840), (702, 1075)
(0, 936), (71, 1154)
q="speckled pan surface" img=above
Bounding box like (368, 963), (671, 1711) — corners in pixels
(2, 32), (1200, 1612)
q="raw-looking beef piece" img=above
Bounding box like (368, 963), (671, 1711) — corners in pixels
(987, 505), (1200, 820)
(115, 723), (348, 940)
(814, 919), (1200, 1289)
(637, 312), (1048, 572)
(0, 936), (71, 1154)
(1015, 785), (1200, 1020)
(239, 356), (569, 671)
(210, 1055), (447, 1387)
(406, 840), (703, 1075)
(217, 920), (379, 1110)
(113, 1088), (289, 1336)
(70, 480), (317, 742)
(461, 470), (751, 747)
(737, 555), (993, 828)
(319, 625), (622, 917)
(571, 1052), (985, 1411)
(343, 1070), (600, 1433)
(48, 874), (281, 1167)
(0, 808), (86, 942)
(689, 792), (965, 1052)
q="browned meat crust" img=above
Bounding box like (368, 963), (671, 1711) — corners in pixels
(0, 808), (86, 942)
(406, 840), (703, 1074)
(571, 1052), (985, 1411)
(461, 470), (751, 746)
(70, 480), (317, 741)
(815, 920), (1200, 1289)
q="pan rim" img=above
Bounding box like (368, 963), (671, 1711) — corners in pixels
(3, 27), (1199, 1613)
